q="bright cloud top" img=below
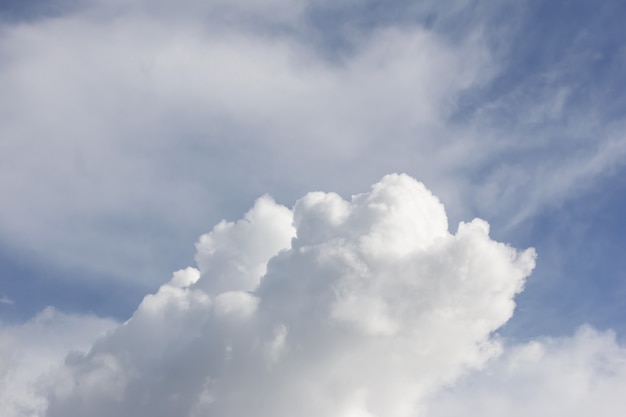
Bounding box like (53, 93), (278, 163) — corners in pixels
(40, 174), (536, 417)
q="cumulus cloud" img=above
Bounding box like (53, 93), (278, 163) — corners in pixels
(39, 174), (537, 417)
(0, 308), (117, 417)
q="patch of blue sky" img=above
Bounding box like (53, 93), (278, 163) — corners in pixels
(452, 1), (626, 341)
(499, 171), (626, 343)
(0, 243), (145, 323)
(0, 0), (79, 22)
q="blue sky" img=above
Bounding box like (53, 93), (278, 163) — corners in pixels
(1, 0), (625, 415)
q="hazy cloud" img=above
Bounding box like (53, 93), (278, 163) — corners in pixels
(2, 0), (623, 294)
(0, 295), (15, 305)
(0, 4), (492, 285)
(427, 325), (626, 416)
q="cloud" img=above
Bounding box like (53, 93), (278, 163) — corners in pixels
(0, 0), (493, 287)
(426, 325), (626, 416)
(4, 174), (624, 417)
(40, 174), (536, 417)
(0, 295), (15, 305)
(0, 308), (117, 417)
(3, 0), (622, 297)
(1, 1), (624, 414)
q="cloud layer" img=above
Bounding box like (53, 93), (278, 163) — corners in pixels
(0, 8), (490, 284)
(39, 174), (536, 416)
(8, 0), (625, 289)
(3, 4), (625, 339)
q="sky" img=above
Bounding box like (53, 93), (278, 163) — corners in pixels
(0, 0), (625, 415)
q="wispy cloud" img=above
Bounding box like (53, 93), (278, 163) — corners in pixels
(2, 1), (623, 292)
(0, 5), (492, 284)
(0, 295), (15, 305)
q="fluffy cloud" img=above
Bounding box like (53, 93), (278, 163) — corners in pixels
(0, 308), (117, 417)
(426, 325), (626, 416)
(5, 174), (624, 417)
(2, 1), (626, 414)
(40, 174), (536, 417)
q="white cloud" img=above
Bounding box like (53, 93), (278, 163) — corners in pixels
(195, 195), (295, 296)
(0, 1), (493, 286)
(0, 308), (117, 417)
(0, 0), (623, 304)
(4, 174), (624, 417)
(426, 325), (626, 416)
(1, 1), (624, 415)
(40, 174), (536, 417)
